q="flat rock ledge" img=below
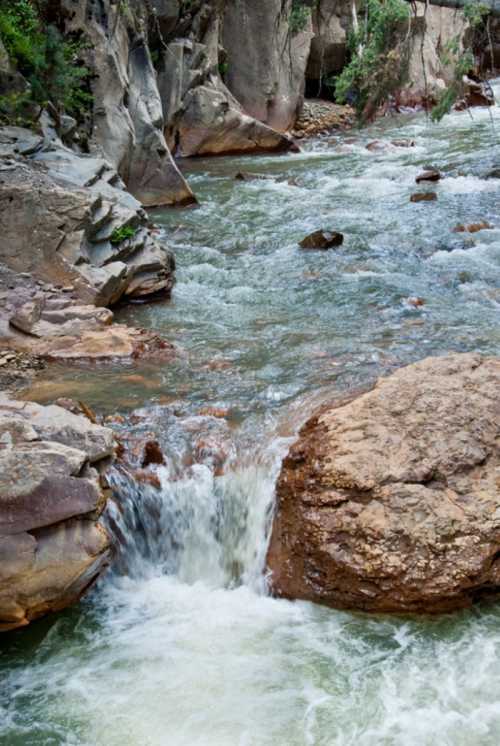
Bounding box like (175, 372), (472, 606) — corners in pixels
(0, 397), (115, 631)
(266, 354), (500, 615)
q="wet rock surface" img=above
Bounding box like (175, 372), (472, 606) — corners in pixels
(0, 139), (176, 307)
(411, 192), (438, 203)
(0, 261), (176, 370)
(267, 354), (500, 614)
(299, 230), (344, 250)
(0, 397), (115, 631)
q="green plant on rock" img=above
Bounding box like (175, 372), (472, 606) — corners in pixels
(0, 0), (92, 121)
(110, 225), (138, 245)
(289, 0), (311, 35)
(431, 1), (490, 122)
(334, 0), (411, 123)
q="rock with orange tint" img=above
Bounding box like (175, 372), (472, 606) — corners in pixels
(453, 222), (493, 234)
(267, 354), (500, 614)
(30, 325), (175, 362)
(0, 397), (114, 631)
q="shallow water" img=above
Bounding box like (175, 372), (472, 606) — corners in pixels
(3, 95), (500, 745)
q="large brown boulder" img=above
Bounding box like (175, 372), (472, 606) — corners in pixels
(267, 354), (500, 614)
(0, 397), (115, 631)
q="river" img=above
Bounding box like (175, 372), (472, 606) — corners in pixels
(1, 92), (500, 745)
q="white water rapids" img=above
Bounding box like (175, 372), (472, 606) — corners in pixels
(2, 88), (500, 745)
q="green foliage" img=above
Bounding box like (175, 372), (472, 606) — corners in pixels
(463, 0), (490, 27)
(0, 0), (92, 121)
(289, 0), (311, 35)
(334, 0), (410, 122)
(110, 225), (138, 245)
(430, 0), (490, 122)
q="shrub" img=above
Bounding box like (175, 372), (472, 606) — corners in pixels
(334, 0), (411, 122)
(289, 0), (311, 35)
(110, 225), (138, 245)
(0, 0), (92, 121)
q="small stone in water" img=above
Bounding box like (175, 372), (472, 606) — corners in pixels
(453, 221), (493, 233)
(407, 297), (426, 308)
(416, 169), (441, 183)
(410, 192), (437, 203)
(299, 230), (344, 250)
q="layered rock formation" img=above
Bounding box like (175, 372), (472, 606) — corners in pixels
(0, 128), (175, 307)
(0, 398), (115, 631)
(267, 354), (500, 614)
(59, 0), (195, 207)
(0, 260), (175, 366)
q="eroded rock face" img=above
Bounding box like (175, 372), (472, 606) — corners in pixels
(403, 6), (469, 106)
(157, 5), (296, 156)
(59, 0), (195, 207)
(223, 0), (313, 133)
(0, 151), (175, 306)
(0, 398), (115, 631)
(267, 354), (500, 614)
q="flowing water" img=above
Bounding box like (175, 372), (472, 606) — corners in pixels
(2, 94), (500, 745)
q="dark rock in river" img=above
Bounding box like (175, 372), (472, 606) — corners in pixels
(416, 169), (441, 183)
(299, 230), (344, 250)
(267, 354), (500, 614)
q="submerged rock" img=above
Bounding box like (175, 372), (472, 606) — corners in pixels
(299, 230), (344, 250)
(0, 397), (115, 631)
(267, 354), (500, 614)
(410, 192), (437, 203)
(453, 222), (494, 234)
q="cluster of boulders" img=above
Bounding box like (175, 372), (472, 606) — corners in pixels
(0, 397), (115, 631)
(0, 128), (178, 373)
(0, 128), (176, 307)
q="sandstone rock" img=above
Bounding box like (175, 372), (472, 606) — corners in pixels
(457, 78), (495, 110)
(410, 192), (437, 203)
(175, 85), (296, 157)
(307, 0), (348, 81)
(0, 398), (114, 630)
(0, 397), (115, 462)
(416, 169), (442, 183)
(141, 440), (166, 468)
(403, 6), (469, 107)
(9, 300), (113, 338)
(299, 230), (344, 250)
(267, 354), (500, 614)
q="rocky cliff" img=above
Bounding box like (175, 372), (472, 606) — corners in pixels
(2, 1), (477, 209)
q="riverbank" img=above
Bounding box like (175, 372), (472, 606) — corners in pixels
(1, 84), (499, 744)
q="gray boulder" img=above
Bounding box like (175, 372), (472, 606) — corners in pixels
(223, 0), (313, 132)
(0, 145), (175, 306)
